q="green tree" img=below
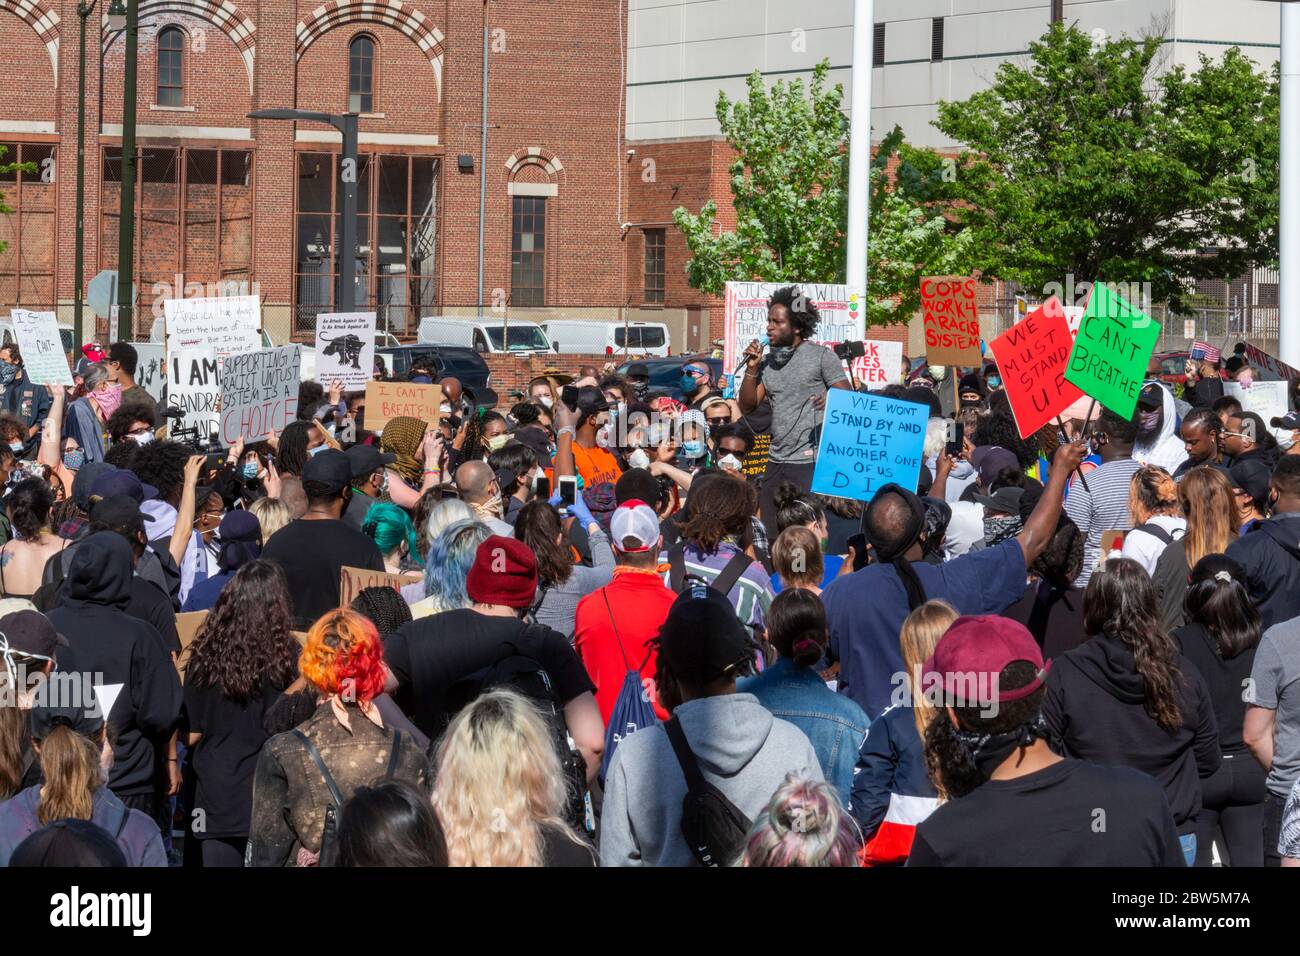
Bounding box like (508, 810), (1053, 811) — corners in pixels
(0, 144), (31, 257)
(923, 23), (1278, 312)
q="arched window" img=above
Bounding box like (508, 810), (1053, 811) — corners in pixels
(157, 27), (185, 107)
(348, 35), (375, 113)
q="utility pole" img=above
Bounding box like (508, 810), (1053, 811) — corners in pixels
(845, 0), (875, 308)
(110, 0), (138, 342)
(1280, 2), (1300, 367)
(74, 1), (97, 348)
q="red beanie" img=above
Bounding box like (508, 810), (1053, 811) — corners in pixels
(466, 535), (538, 608)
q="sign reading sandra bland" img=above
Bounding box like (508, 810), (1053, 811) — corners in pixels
(810, 391), (928, 501)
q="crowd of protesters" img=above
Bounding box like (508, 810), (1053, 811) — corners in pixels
(0, 304), (1299, 869)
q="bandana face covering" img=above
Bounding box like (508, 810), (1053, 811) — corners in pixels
(93, 384), (124, 419)
(1139, 409), (1161, 434)
(983, 513), (1022, 547)
(953, 713), (1050, 787)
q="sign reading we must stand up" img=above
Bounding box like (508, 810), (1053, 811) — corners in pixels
(988, 297), (1083, 440)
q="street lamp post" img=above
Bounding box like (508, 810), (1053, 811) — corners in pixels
(74, 1), (97, 349)
(108, 0), (136, 343)
(248, 110), (361, 313)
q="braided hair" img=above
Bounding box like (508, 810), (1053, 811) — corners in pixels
(350, 586), (414, 639)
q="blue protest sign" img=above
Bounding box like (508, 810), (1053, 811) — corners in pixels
(810, 391), (929, 501)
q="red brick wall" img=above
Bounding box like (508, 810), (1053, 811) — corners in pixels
(482, 353), (616, 396)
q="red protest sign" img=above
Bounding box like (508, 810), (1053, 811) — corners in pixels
(920, 275), (982, 366)
(988, 296), (1083, 439)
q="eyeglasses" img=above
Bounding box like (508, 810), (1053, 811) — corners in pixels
(706, 417), (729, 426)
(1222, 431), (1252, 440)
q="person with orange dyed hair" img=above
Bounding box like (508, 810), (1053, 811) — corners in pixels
(248, 609), (431, 867)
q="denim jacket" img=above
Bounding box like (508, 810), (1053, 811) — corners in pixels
(738, 659), (870, 805)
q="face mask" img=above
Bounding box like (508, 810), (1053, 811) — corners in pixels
(308, 444), (328, 458)
(94, 384), (124, 419)
(986, 376), (1001, 389)
(633, 382), (648, 401)
(1139, 409), (1161, 433)
(439, 402), (452, 416)
(538, 395), (553, 409)
(241, 462), (260, 480)
(7, 442), (21, 454)
(628, 447), (650, 470)
(63, 449), (85, 471)
(719, 453), (742, 472)
(131, 431), (154, 446)
(679, 374), (699, 394)
(768, 346), (795, 368)
(682, 439), (705, 459)
(0, 362), (17, 386)
(486, 433), (510, 452)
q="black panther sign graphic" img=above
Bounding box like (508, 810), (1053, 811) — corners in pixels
(321, 333), (364, 370)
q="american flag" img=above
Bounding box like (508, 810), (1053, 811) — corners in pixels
(1190, 341), (1222, 363)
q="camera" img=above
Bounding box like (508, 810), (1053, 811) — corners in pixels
(834, 340), (866, 361)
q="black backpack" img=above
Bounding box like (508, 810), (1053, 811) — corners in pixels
(291, 727), (402, 867)
(664, 715), (751, 867)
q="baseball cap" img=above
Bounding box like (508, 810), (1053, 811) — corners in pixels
(71, 462), (117, 510)
(301, 448), (352, 495)
(627, 363), (650, 380)
(1229, 458), (1272, 504)
(9, 819), (127, 867)
(699, 395), (730, 416)
(970, 446), (1019, 488)
(656, 583), (754, 685)
(973, 486), (1024, 516)
(610, 499), (660, 552)
(29, 694), (106, 741)
(88, 495), (155, 535)
(345, 444), (397, 479)
(923, 615), (1050, 707)
(89, 469), (158, 504)
(0, 609), (67, 663)
(1137, 383), (1165, 410)
(1273, 413), (1300, 431)
(575, 386), (611, 417)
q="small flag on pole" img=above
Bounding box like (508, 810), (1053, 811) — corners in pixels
(1190, 341), (1222, 363)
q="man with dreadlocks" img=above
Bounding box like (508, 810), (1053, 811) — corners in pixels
(822, 440), (1088, 718)
(738, 286), (852, 538)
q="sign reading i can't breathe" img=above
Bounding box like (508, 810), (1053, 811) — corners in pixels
(988, 296), (1084, 440)
(810, 390), (928, 501)
(1064, 282), (1161, 420)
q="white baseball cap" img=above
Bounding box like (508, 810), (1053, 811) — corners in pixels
(610, 499), (660, 553)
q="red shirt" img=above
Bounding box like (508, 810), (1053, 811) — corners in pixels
(574, 569), (675, 723)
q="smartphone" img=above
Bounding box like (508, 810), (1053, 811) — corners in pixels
(557, 475), (578, 515)
(561, 385), (579, 413)
(535, 474), (551, 500)
(946, 422), (964, 458)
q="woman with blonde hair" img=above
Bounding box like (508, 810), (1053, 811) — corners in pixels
(1121, 465), (1185, 574)
(740, 774), (862, 867)
(249, 496), (292, 541)
(1153, 465), (1240, 631)
(771, 525), (825, 593)
(849, 599), (956, 865)
(433, 688), (596, 867)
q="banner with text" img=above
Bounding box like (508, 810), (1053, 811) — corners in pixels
(859, 339), (905, 388)
(219, 346), (302, 445)
(168, 348), (220, 440)
(364, 381), (442, 434)
(163, 295), (261, 358)
(1243, 343), (1300, 382)
(314, 312), (376, 391)
(920, 276), (982, 366)
(1064, 282), (1161, 420)
(10, 309), (72, 386)
(988, 297), (1084, 439)
(810, 391), (928, 501)
(1225, 381), (1291, 442)
(722, 282), (867, 377)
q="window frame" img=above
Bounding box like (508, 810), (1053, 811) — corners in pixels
(348, 34), (377, 114)
(873, 23), (885, 67)
(643, 228), (666, 305)
(510, 194), (547, 307)
(157, 25), (186, 108)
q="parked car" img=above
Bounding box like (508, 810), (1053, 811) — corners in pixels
(542, 319), (671, 357)
(375, 345), (499, 410)
(616, 355), (724, 402)
(417, 316), (554, 355)
(1151, 351), (1191, 388)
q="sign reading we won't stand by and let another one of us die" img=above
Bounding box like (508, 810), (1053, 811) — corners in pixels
(811, 390), (928, 501)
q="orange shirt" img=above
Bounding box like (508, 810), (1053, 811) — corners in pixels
(572, 442), (623, 488)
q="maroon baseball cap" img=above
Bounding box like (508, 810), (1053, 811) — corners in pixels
(923, 615), (1050, 707)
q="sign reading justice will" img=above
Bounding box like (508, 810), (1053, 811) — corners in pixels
(810, 391), (928, 501)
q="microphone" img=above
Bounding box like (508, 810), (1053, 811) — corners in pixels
(161, 406), (186, 420)
(733, 336), (769, 375)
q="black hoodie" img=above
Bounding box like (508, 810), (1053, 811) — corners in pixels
(1225, 514), (1300, 630)
(47, 533), (183, 798)
(1041, 633), (1221, 833)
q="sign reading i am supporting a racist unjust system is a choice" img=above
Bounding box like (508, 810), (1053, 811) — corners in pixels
(987, 297), (1084, 440)
(1064, 282), (1161, 420)
(810, 390), (928, 501)
(219, 346), (302, 445)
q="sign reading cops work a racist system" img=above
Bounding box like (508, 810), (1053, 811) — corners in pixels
(920, 276), (982, 366)
(810, 391), (928, 501)
(315, 312), (376, 391)
(1064, 282), (1161, 420)
(219, 346), (302, 445)
(988, 297), (1083, 440)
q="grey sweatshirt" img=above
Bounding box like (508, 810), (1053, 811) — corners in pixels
(534, 526), (615, 639)
(599, 693), (823, 867)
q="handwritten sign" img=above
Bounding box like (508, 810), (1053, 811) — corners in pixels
(315, 312), (376, 391)
(364, 381), (442, 434)
(133, 343), (166, 403)
(219, 346), (302, 445)
(988, 297), (1083, 439)
(1243, 343), (1300, 381)
(810, 391), (928, 501)
(163, 295), (261, 358)
(339, 566), (424, 608)
(859, 339), (904, 389)
(1226, 381), (1291, 442)
(920, 276), (981, 366)
(1065, 282), (1161, 420)
(722, 281), (866, 376)
(168, 348), (220, 441)
(10, 309), (72, 386)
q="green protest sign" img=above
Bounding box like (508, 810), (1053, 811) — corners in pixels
(1063, 282), (1161, 419)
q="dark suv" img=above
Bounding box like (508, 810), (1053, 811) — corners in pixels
(616, 355), (724, 402)
(375, 345), (500, 409)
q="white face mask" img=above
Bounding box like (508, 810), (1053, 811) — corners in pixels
(439, 402), (452, 416)
(131, 431), (155, 446)
(719, 453), (743, 472)
(628, 447), (650, 470)
(537, 395), (553, 409)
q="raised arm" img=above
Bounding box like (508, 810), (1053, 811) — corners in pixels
(38, 385), (64, 469)
(1016, 440), (1088, 566)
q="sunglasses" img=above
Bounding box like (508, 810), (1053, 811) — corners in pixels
(706, 417), (729, 426)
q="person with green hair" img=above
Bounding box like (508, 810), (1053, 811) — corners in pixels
(362, 502), (423, 574)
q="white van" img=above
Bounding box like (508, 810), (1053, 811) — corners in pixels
(417, 315), (554, 355)
(541, 320), (671, 357)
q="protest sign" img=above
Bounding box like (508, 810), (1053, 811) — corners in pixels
(1243, 343), (1300, 381)
(859, 339), (904, 388)
(175, 611), (209, 681)
(315, 312), (376, 390)
(742, 431), (772, 482)
(10, 309), (72, 386)
(722, 282), (866, 376)
(920, 276), (982, 366)
(810, 390), (928, 501)
(1063, 306), (1084, 337)
(163, 295), (261, 358)
(133, 343), (166, 403)
(219, 346), (301, 445)
(365, 381), (442, 434)
(167, 348), (220, 441)
(1064, 282), (1161, 420)
(1226, 381), (1290, 442)
(988, 297), (1083, 439)
(339, 566), (424, 608)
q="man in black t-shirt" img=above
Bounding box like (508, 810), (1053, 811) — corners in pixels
(907, 615), (1185, 867)
(261, 449), (384, 630)
(383, 535), (603, 782)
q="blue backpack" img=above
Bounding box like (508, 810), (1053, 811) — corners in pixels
(597, 588), (659, 783)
